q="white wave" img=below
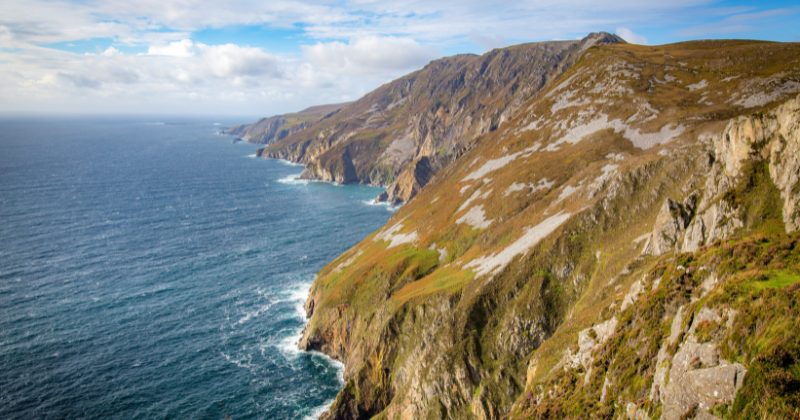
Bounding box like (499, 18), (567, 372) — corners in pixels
(271, 280), (314, 360)
(276, 159), (305, 167)
(246, 154), (257, 158)
(276, 329), (305, 359)
(362, 200), (401, 212)
(221, 352), (254, 370)
(277, 283), (311, 320)
(310, 350), (345, 384)
(305, 398), (336, 420)
(213, 123), (221, 126)
(235, 301), (274, 325)
(277, 174), (307, 185)
(300, 352), (345, 419)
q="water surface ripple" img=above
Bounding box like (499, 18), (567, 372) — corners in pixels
(0, 116), (392, 419)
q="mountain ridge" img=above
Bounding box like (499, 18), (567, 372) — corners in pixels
(254, 32), (625, 203)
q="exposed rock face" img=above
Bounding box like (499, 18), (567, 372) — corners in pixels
(652, 308), (746, 420)
(766, 97), (800, 231)
(681, 200), (742, 253)
(378, 156), (443, 205)
(643, 196), (696, 256)
(561, 317), (618, 370)
(259, 32), (624, 202)
(680, 94), (800, 252)
(294, 39), (800, 420)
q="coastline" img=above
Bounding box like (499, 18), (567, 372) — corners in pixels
(261, 156), (393, 419)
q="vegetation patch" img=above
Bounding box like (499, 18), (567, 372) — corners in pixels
(392, 266), (474, 303)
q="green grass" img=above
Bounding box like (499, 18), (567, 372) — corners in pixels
(749, 271), (800, 290)
(392, 266), (474, 303)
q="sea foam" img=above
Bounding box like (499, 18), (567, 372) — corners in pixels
(277, 173), (308, 185)
(362, 200), (400, 212)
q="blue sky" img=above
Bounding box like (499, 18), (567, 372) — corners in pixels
(1, 0), (798, 116)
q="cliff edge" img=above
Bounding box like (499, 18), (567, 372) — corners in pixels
(257, 32), (625, 203)
(226, 102), (350, 144)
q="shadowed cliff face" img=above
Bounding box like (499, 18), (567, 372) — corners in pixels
(225, 102), (350, 144)
(257, 32), (625, 203)
(298, 39), (800, 420)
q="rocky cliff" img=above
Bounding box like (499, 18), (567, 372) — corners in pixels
(256, 32), (624, 202)
(296, 39), (800, 420)
(226, 103), (350, 144)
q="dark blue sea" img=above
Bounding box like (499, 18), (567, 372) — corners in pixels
(0, 116), (393, 419)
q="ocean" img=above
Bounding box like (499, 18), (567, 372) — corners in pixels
(0, 116), (393, 419)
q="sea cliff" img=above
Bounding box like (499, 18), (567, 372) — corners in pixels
(295, 38), (800, 420)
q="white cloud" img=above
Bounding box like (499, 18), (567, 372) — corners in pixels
(202, 44), (282, 78)
(0, 0), (727, 50)
(147, 39), (196, 57)
(0, 0), (796, 115)
(616, 27), (648, 45)
(0, 35), (424, 115)
(102, 46), (121, 57)
(302, 36), (441, 74)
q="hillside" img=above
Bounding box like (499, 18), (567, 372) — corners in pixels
(297, 39), (800, 420)
(225, 102), (350, 144)
(256, 33), (624, 203)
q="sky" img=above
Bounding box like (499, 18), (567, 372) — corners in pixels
(1, 0), (798, 117)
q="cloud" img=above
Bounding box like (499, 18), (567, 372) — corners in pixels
(146, 39), (283, 80)
(616, 27), (648, 45)
(57, 72), (101, 89)
(302, 36), (441, 74)
(13, 39), (280, 95)
(102, 46), (121, 57)
(202, 43), (282, 78)
(1, 0), (798, 115)
(469, 31), (506, 52)
(0, 0), (726, 49)
(0, 36), (401, 115)
(147, 39), (196, 57)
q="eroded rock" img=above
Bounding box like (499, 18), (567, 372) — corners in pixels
(654, 307), (746, 420)
(643, 195), (696, 256)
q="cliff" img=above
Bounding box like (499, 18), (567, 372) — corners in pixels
(225, 102), (350, 144)
(298, 39), (800, 420)
(257, 32), (625, 202)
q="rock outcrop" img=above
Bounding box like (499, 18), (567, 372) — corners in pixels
(651, 307), (747, 420)
(642, 196), (696, 256)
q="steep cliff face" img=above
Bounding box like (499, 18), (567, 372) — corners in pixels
(300, 39), (800, 420)
(258, 32), (624, 200)
(226, 103), (349, 144)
